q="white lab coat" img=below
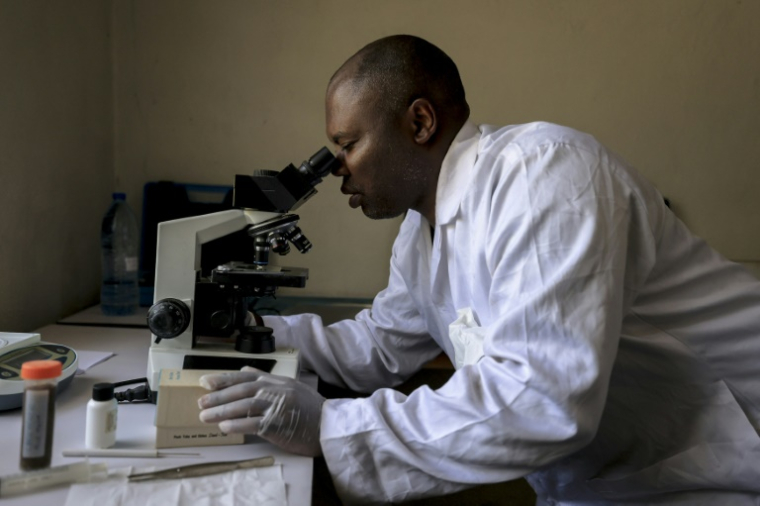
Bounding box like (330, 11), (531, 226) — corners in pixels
(264, 121), (760, 505)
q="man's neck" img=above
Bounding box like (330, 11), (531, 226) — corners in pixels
(415, 116), (468, 227)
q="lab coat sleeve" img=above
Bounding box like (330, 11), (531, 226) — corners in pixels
(319, 141), (662, 504)
(262, 221), (443, 392)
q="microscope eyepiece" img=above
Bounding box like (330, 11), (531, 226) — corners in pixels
(297, 147), (342, 185)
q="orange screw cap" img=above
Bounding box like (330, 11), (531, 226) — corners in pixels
(20, 360), (63, 380)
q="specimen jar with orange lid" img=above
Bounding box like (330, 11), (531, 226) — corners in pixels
(19, 360), (62, 470)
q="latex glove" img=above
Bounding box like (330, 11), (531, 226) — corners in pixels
(198, 367), (325, 457)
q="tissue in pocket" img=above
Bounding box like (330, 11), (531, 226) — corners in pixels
(448, 308), (486, 370)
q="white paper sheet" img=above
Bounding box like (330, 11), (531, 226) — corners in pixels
(64, 464), (288, 506)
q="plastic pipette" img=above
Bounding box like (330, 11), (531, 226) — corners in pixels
(0, 460), (107, 497)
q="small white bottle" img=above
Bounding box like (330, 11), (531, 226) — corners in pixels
(85, 383), (118, 449)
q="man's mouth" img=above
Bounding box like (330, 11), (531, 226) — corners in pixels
(348, 194), (362, 209)
(341, 185), (362, 209)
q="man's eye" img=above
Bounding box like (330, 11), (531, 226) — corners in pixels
(342, 142), (355, 152)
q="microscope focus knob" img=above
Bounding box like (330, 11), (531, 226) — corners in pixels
(147, 298), (191, 342)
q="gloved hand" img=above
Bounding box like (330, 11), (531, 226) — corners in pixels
(198, 367), (325, 457)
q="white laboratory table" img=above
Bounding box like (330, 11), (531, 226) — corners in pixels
(57, 304), (149, 328)
(0, 322), (313, 505)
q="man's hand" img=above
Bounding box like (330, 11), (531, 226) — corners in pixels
(198, 367), (326, 457)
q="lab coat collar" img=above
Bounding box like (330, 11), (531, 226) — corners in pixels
(435, 120), (481, 226)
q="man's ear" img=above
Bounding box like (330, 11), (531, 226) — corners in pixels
(406, 98), (437, 145)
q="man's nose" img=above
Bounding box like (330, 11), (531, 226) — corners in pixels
(330, 156), (348, 177)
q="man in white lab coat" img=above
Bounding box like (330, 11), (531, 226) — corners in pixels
(197, 35), (760, 505)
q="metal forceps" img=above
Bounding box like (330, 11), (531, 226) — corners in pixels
(128, 455), (275, 482)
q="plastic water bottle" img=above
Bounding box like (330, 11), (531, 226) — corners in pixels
(100, 193), (139, 316)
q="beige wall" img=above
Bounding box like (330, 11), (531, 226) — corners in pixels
(0, 0), (112, 331)
(113, 0), (760, 298)
(2, 1), (759, 330)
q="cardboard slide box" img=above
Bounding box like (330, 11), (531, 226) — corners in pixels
(155, 368), (244, 448)
(155, 425), (244, 449)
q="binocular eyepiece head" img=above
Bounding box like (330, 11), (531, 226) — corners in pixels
(233, 147), (341, 213)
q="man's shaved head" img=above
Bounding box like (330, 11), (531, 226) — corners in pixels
(329, 35), (469, 125)
(325, 35), (469, 224)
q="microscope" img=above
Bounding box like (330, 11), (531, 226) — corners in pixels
(145, 148), (340, 396)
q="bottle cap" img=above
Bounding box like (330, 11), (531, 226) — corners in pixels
(92, 382), (115, 401)
(21, 360), (63, 380)
(112, 192), (126, 200)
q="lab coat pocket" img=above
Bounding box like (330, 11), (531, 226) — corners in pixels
(448, 308), (486, 370)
